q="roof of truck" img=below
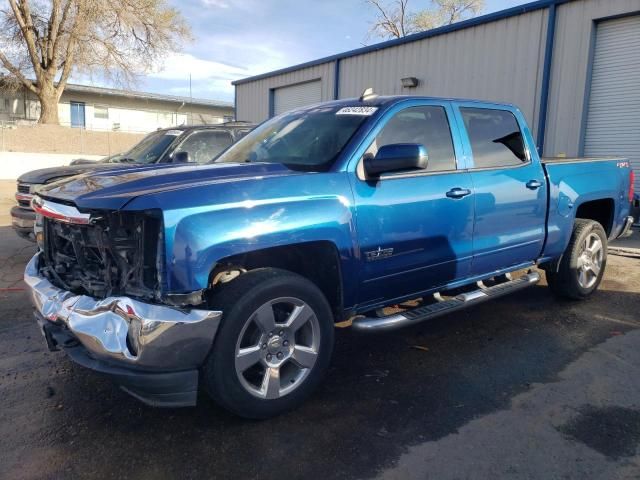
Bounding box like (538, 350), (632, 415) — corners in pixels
(294, 95), (516, 110)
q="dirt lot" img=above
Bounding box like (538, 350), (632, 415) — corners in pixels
(1, 179), (640, 480)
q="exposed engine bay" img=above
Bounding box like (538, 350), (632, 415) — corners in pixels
(39, 211), (163, 301)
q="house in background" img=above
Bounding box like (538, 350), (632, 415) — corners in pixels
(0, 82), (234, 133)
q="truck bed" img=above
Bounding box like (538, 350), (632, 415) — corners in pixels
(541, 155), (632, 260)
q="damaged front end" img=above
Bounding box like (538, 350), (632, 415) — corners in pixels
(26, 197), (222, 407)
(36, 199), (164, 302)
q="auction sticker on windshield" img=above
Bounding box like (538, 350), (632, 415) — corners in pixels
(336, 106), (378, 116)
(165, 130), (183, 136)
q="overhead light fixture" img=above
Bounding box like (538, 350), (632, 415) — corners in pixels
(401, 77), (419, 88)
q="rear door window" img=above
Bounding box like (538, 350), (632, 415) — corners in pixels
(460, 107), (527, 168)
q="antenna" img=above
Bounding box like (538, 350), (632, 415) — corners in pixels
(359, 87), (378, 102)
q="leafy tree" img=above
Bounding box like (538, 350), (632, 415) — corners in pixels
(0, 0), (190, 124)
(367, 0), (485, 40)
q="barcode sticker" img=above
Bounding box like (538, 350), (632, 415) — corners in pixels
(336, 106), (378, 116)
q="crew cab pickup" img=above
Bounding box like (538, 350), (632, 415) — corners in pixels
(25, 95), (634, 418)
(11, 122), (253, 240)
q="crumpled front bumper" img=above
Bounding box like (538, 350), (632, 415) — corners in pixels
(24, 253), (223, 406)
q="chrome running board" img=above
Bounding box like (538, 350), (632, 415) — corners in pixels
(352, 271), (540, 332)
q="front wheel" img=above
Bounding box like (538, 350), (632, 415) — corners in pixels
(202, 268), (334, 419)
(546, 219), (607, 300)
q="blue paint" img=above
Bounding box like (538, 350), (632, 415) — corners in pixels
(543, 159), (632, 253)
(536, 2), (557, 154)
(40, 96), (633, 316)
(344, 99), (473, 306)
(453, 101), (548, 273)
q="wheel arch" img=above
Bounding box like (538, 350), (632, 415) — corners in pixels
(208, 241), (345, 322)
(574, 197), (615, 237)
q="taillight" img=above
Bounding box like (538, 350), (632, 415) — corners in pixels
(630, 170), (635, 203)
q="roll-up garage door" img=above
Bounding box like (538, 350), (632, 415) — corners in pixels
(584, 15), (640, 192)
(273, 80), (322, 116)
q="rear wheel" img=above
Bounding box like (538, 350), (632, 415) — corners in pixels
(546, 219), (607, 299)
(203, 268), (334, 419)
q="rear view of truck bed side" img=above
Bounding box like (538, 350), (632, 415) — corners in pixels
(541, 157), (634, 262)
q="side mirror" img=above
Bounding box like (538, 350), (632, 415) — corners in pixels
(364, 143), (428, 177)
(172, 151), (191, 163)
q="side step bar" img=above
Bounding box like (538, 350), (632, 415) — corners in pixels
(352, 271), (540, 333)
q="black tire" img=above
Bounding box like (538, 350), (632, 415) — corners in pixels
(546, 219), (607, 300)
(202, 268), (334, 419)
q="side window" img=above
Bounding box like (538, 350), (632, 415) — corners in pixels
(371, 105), (456, 172)
(460, 107), (527, 168)
(177, 130), (233, 163)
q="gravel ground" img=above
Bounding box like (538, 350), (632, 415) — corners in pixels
(1, 179), (639, 480)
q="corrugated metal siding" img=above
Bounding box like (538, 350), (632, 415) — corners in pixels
(338, 10), (548, 136)
(235, 0), (640, 152)
(274, 80), (322, 115)
(544, 0), (640, 157)
(583, 14), (640, 191)
(235, 62), (335, 122)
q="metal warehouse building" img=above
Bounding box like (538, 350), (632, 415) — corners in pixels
(233, 0), (640, 189)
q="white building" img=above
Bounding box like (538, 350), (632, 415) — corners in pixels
(0, 82), (234, 133)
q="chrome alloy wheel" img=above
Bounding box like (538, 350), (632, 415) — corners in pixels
(576, 232), (604, 289)
(234, 297), (321, 399)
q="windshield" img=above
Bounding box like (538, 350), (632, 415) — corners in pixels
(113, 130), (181, 164)
(214, 105), (369, 171)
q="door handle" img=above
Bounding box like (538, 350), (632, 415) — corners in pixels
(526, 180), (543, 190)
(446, 187), (472, 199)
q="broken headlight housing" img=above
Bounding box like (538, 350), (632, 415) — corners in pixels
(39, 209), (164, 302)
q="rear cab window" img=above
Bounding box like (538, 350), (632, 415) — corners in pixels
(460, 107), (528, 169)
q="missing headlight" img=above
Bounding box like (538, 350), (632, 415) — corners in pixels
(40, 209), (163, 301)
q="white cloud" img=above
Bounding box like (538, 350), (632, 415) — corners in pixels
(152, 53), (246, 81)
(149, 49), (289, 98)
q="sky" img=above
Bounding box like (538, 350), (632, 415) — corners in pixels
(138, 0), (533, 102)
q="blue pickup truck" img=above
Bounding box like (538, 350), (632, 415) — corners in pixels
(25, 94), (634, 418)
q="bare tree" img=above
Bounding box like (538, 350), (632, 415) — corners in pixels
(412, 0), (485, 31)
(0, 0), (190, 124)
(366, 0), (485, 40)
(367, 0), (412, 39)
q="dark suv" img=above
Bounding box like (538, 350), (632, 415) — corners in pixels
(11, 122), (254, 240)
